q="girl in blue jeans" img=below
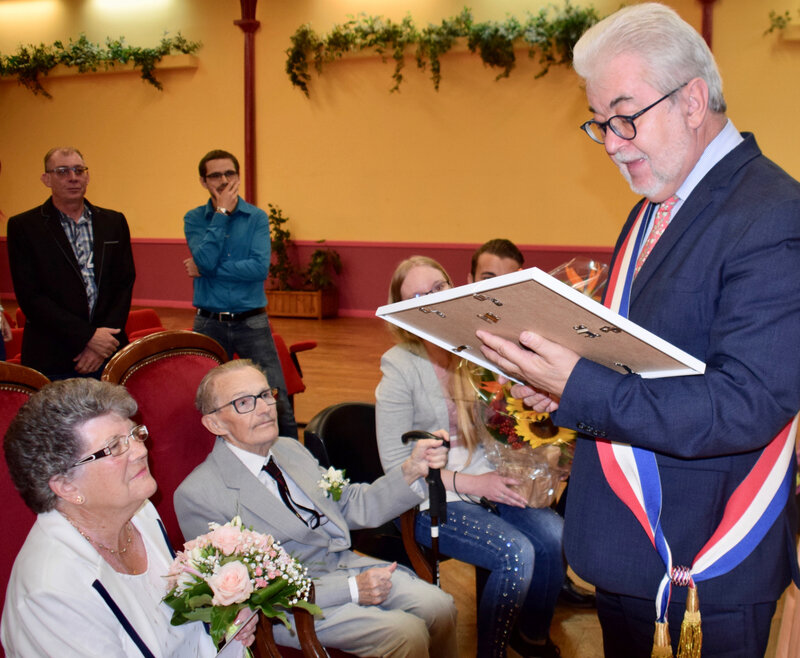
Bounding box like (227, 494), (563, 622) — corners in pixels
(376, 256), (564, 658)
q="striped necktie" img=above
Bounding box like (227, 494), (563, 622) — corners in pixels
(263, 457), (321, 529)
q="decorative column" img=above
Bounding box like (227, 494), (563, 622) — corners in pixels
(698, 0), (717, 49)
(235, 0), (260, 204)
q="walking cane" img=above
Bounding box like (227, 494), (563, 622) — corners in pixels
(402, 430), (449, 587)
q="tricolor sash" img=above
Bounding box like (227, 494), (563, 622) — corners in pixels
(596, 200), (798, 657)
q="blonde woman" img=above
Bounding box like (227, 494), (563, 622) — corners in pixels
(376, 256), (564, 658)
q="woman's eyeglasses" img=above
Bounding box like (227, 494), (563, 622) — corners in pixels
(73, 425), (149, 467)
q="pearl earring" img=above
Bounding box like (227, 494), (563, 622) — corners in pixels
(75, 495), (85, 504)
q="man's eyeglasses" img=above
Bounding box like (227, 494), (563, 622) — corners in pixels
(210, 388), (278, 415)
(73, 425), (149, 467)
(580, 82), (688, 145)
(46, 166), (89, 177)
(204, 170), (239, 182)
(413, 280), (451, 298)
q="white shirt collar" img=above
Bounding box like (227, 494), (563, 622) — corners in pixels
(676, 119), (743, 203)
(223, 440), (270, 478)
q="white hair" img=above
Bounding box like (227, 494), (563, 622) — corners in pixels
(573, 2), (725, 113)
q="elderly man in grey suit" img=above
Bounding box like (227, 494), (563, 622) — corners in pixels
(174, 360), (458, 657)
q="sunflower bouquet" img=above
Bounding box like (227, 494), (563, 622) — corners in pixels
(468, 366), (575, 508)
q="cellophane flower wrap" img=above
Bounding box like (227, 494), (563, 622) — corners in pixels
(547, 256), (608, 302)
(469, 363), (576, 508)
(163, 516), (321, 649)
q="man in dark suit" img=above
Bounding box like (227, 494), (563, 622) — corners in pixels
(477, 4), (800, 657)
(7, 147), (135, 378)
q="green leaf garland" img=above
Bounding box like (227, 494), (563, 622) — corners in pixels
(0, 33), (201, 98)
(286, 3), (600, 96)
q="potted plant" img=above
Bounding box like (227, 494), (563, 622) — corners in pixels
(266, 204), (342, 319)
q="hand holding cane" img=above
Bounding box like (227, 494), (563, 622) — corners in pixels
(402, 430), (449, 586)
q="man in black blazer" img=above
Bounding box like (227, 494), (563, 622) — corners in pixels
(478, 4), (800, 657)
(7, 147), (135, 378)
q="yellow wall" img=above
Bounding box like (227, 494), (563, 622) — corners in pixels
(0, 0), (797, 246)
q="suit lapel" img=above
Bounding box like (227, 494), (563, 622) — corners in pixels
(630, 134), (762, 305)
(42, 200), (82, 278)
(90, 201), (117, 292)
(271, 441), (351, 537)
(629, 195), (710, 302)
(212, 440), (329, 548)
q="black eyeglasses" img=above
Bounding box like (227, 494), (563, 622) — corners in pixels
(46, 166), (89, 177)
(204, 170), (239, 182)
(580, 82), (688, 145)
(210, 388), (278, 415)
(73, 425), (149, 467)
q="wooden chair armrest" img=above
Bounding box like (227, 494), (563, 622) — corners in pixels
(400, 508), (435, 584)
(254, 617), (282, 658)
(293, 604), (328, 658)
(253, 582), (329, 658)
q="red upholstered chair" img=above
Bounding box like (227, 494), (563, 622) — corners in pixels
(5, 328), (23, 364)
(13, 307), (25, 329)
(0, 362), (50, 646)
(101, 330), (228, 549)
(271, 331), (316, 409)
(125, 308), (165, 341)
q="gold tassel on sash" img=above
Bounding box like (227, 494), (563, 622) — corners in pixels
(651, 621), (673, 658)
(676, 586), (702, 658)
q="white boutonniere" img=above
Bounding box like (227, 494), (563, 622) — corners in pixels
(318, 467), (350, 501)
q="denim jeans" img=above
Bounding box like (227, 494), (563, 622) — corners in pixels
(193, 312), (298, 439)
(415, 500), (564, 658)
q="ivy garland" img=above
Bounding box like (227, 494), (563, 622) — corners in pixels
(286, 3), (599, 96)
(0, 33), (201, 98)
(765, 9), (800, 34)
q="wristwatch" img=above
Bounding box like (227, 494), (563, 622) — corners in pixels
(216, 207), (230, 215)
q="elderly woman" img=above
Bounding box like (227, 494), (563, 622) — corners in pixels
(376, 256), (565, 658)
(1, 378), (254, 657)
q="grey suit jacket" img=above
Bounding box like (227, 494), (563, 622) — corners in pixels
(174, 437), (424, 609)
(375, 343), (450, 475)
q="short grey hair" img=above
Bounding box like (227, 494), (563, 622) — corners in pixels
(573, 3), (726, 114)
(43, 147), (85, 171)
(195, 359), (267, 415)
(4, 379), (137, 514)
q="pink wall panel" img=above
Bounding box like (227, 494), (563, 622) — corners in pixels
(0, 238), (613, 317)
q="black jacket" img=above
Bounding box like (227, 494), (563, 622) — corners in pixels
(7, 197), (135, 376)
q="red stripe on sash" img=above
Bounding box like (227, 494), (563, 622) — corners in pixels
(596, 440), (656, 546)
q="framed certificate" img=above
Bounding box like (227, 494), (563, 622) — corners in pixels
(376, 267), (705, 382)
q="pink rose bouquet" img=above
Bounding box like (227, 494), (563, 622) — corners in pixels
(163, 516), (321, 649)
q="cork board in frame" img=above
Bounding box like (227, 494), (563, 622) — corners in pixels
(376, 267), (705, 383)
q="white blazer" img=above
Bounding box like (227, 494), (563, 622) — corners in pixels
(1, 501), (215, 657)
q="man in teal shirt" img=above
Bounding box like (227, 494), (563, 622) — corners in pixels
(184, 149), (298, 438)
